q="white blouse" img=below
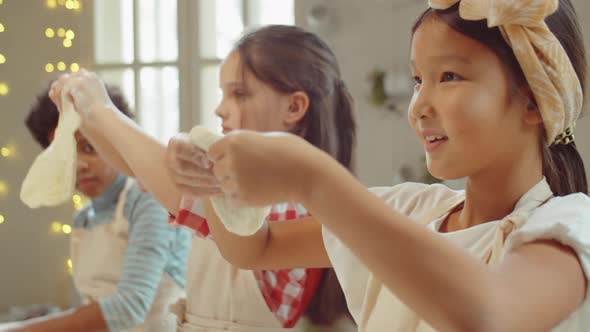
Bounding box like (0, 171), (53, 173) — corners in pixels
(322, 179), (590, 331)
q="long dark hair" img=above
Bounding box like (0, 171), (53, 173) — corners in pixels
(412, 1), (587, 196)
(232, 25), (355, 324)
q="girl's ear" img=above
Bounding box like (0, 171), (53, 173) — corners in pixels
(283, 91), (310, 126)
(521, 87), (543, 126)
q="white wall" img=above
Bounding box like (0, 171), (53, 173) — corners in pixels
(296, 0), (428, 187)
(296, 0), (590, 187)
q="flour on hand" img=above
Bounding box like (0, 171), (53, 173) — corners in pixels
(189, 126), (271, 236)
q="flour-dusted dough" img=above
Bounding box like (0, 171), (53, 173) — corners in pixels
(189, 126), (271, 236)
(20, 92), (81, 208)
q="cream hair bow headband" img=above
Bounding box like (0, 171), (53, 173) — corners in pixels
(428, 0), (582, 145)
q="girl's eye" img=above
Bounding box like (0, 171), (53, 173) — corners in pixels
(441, 72), (463, 82)
(233, 90), (247, 98)
(82, 144), (95, 154)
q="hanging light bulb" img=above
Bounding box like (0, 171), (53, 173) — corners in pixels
(51, 221), (63, 233)
(62, 224), (72, 234)
(0, 145), (15, 159)
(0, 180), (8, 196)
(0, 83), (9, 96)
(45, 28), (55, 38)
(72, 194), (81, 204)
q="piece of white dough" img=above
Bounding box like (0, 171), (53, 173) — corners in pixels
(20, 92), (81, 208)
(189, 126), (271, 236)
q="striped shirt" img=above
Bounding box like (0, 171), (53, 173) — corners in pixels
(73, 174), (191, 331)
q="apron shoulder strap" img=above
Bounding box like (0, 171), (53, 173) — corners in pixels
(112, 178), (136, 234)
(417, 192), (466, 226)
(358, 189), (465, 327)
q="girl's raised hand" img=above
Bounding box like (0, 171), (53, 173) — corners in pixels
(48, 69), (115, 123)
(165, 133), (222, 197)
(208, 130), (327, 206)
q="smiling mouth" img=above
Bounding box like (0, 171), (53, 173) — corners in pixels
(425, 135), (448, 143)
(423, 135), (449, 153)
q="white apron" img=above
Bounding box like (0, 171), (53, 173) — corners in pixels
(70, 179), (185, 332)
(176, 236), (295, 332)
(324, 181), (553, 331)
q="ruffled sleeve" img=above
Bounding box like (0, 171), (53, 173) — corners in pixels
(503, 193), (590, 331)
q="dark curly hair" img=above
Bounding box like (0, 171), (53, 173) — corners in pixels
(25, 83), (133, 148)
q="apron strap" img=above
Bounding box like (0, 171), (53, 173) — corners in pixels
(418, 193), (466, 226)
(485, 194), (554, 265)
(112, 178), (135, 234)
(358, 191), (465, 327)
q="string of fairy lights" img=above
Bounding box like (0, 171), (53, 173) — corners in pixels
(45, 0), (81, 73)
(47, 0), (86, 275)
(0, 0), (87, 274)
(0, 0), (7, 227)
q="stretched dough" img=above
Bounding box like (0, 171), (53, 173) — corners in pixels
(21, 92), (80, 208)
(189, 126), (271, 236)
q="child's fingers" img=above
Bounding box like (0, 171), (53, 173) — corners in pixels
(63, 75), (85, 106)
(49, 75), (70, 111)
(211, 157), (236, 195)
(167, 149), (217, 179)
(175, 143), (212, 168)
(168, 134), (211, 168)
(177, 148), (212, 168)
(208, 135), (231, 163)
(171, 158), (215, 177)
(177, 184), (223, 197)
(171, 171), (220, 189)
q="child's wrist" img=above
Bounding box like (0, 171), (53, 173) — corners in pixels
(82, 103), (116, 130)
(298, 149), (335, 206)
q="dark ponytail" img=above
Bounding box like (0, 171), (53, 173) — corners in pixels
(543, 143), (588, 195)
(333, 81), (356, 172)
(304, 270), (350, 324)
(233, 25), (355, 325)
(541, 0), (587, 196)
(302, 79), (355, 327)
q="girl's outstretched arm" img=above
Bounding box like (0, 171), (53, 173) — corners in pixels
(210, 131), (586, 332)
(202, 199), (331, 269)
(48, 71), (219, 214)
(49, 75), (134, 177)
